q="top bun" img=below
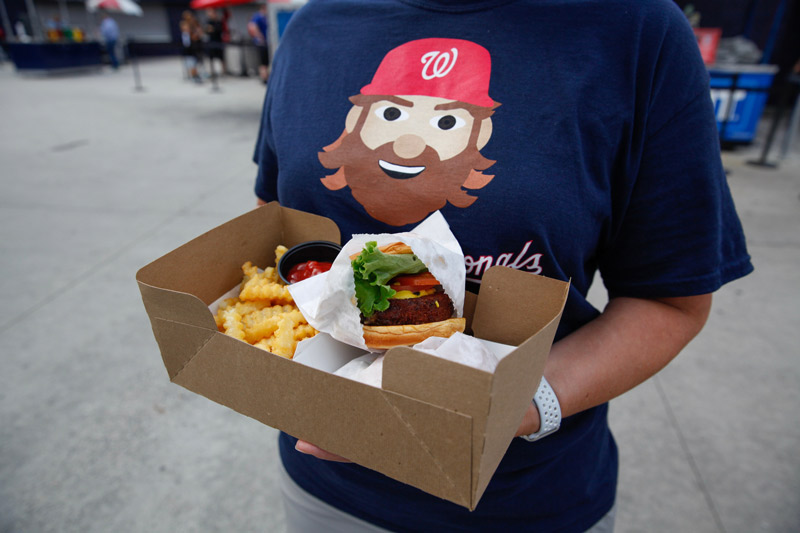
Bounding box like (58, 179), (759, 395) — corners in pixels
(349, 241), (413, 261)
(377, 242), (413, 255)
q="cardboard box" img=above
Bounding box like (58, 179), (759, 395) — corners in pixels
(136, 202), (569, 510)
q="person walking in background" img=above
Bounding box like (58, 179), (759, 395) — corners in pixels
(204, 8), (227, 75)
(180, 17), (203, 83)
(247, 4), (269, 84)
(99, 13), (119, 70)
(253, 1), (753, 531)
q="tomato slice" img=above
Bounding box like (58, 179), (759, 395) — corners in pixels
(389, 272), (440, 292)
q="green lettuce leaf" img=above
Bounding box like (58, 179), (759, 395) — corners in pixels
(352, 241), (428, 317)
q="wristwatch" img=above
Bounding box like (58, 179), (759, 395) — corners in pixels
(520, 376), (561, 442)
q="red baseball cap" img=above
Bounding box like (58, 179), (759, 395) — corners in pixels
(360, 38), (494, 108)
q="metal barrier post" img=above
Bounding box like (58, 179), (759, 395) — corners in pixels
(719, 73), (738, 146)
(208, 42), (220, 93)
(237, 39), (247, 77)
(779, 74), (800, 160)
(747, 79), (793, 169)
(127, 37), (145, 92)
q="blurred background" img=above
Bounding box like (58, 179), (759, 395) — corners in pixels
(1, 1), (799, 532)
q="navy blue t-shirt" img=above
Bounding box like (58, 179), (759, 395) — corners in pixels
(254, 0), (752, 530)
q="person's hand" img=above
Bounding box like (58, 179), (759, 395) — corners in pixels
(295, 439), (352, 462)
(514, 401), (541, 438)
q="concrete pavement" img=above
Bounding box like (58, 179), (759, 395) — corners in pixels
(1, 58), (798, 533)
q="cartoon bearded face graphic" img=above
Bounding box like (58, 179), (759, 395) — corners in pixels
(319, 38), (500, 226)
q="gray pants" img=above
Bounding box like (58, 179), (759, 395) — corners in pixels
(280, 464), (616, 532)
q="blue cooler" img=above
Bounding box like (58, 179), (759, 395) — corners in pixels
(709, 64), (779, 143)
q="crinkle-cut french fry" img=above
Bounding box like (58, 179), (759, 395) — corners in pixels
(215, 252), (317, 358)
(264, 266), (280, 284)
(270, 312), (305, 359)
(275, 245), (288, 266)
(215, 299), (273, 330)
(235, 300), (275, 316)
(241, 261), (259, 287)
(220, 307), (246, 341)
(254, 338), (272, 352)
(272, 347), (294, 359)
(252, 321), (317, 358)
(218, 297), (239, 310)
(270, 344), (294, 359)
(239, 276), (294, 304)
(243, 315), (281, 344)
(215, 298), (240, 329)
(241, 253), (282, 290)
(276, 310), (305, 330)
(293, 324), (317, 341)
(243, 308), (306, 345)
(242, 304), (297, 329)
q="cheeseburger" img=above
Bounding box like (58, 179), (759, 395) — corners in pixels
(352, 241), (465, 349)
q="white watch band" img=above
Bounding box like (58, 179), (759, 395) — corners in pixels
(520, 376), (561, 442)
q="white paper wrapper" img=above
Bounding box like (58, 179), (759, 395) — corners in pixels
(287, 211), (465, 352)
(332, 353), (379, 380)
(357, 355), (385, 387)
(412, 333), (501, 373)
(334, 354), (384, 388)
(293, 333), (370, 372)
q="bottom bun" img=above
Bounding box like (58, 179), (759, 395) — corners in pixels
(362, 317), (466, 350)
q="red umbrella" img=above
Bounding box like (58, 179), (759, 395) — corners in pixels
(86, 0), (143, 16)
(189, 0), (255, 9)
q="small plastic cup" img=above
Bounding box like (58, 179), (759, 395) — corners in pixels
(278, 240), (342, 285)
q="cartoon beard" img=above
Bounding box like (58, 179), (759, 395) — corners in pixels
(319, 130), (495, 227)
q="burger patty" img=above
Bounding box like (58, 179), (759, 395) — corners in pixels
(362, 291), (455, 327)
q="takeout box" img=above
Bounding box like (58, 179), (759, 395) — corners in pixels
(136, 202), (569, 510)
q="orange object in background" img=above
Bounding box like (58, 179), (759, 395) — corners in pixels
(694, 27), (722, 65)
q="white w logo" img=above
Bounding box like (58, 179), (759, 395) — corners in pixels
(420, 48), (458, 80)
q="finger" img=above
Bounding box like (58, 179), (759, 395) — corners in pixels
(295, 440), (352, 463)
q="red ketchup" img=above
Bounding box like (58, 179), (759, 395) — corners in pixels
(287, 260), (333, 283)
